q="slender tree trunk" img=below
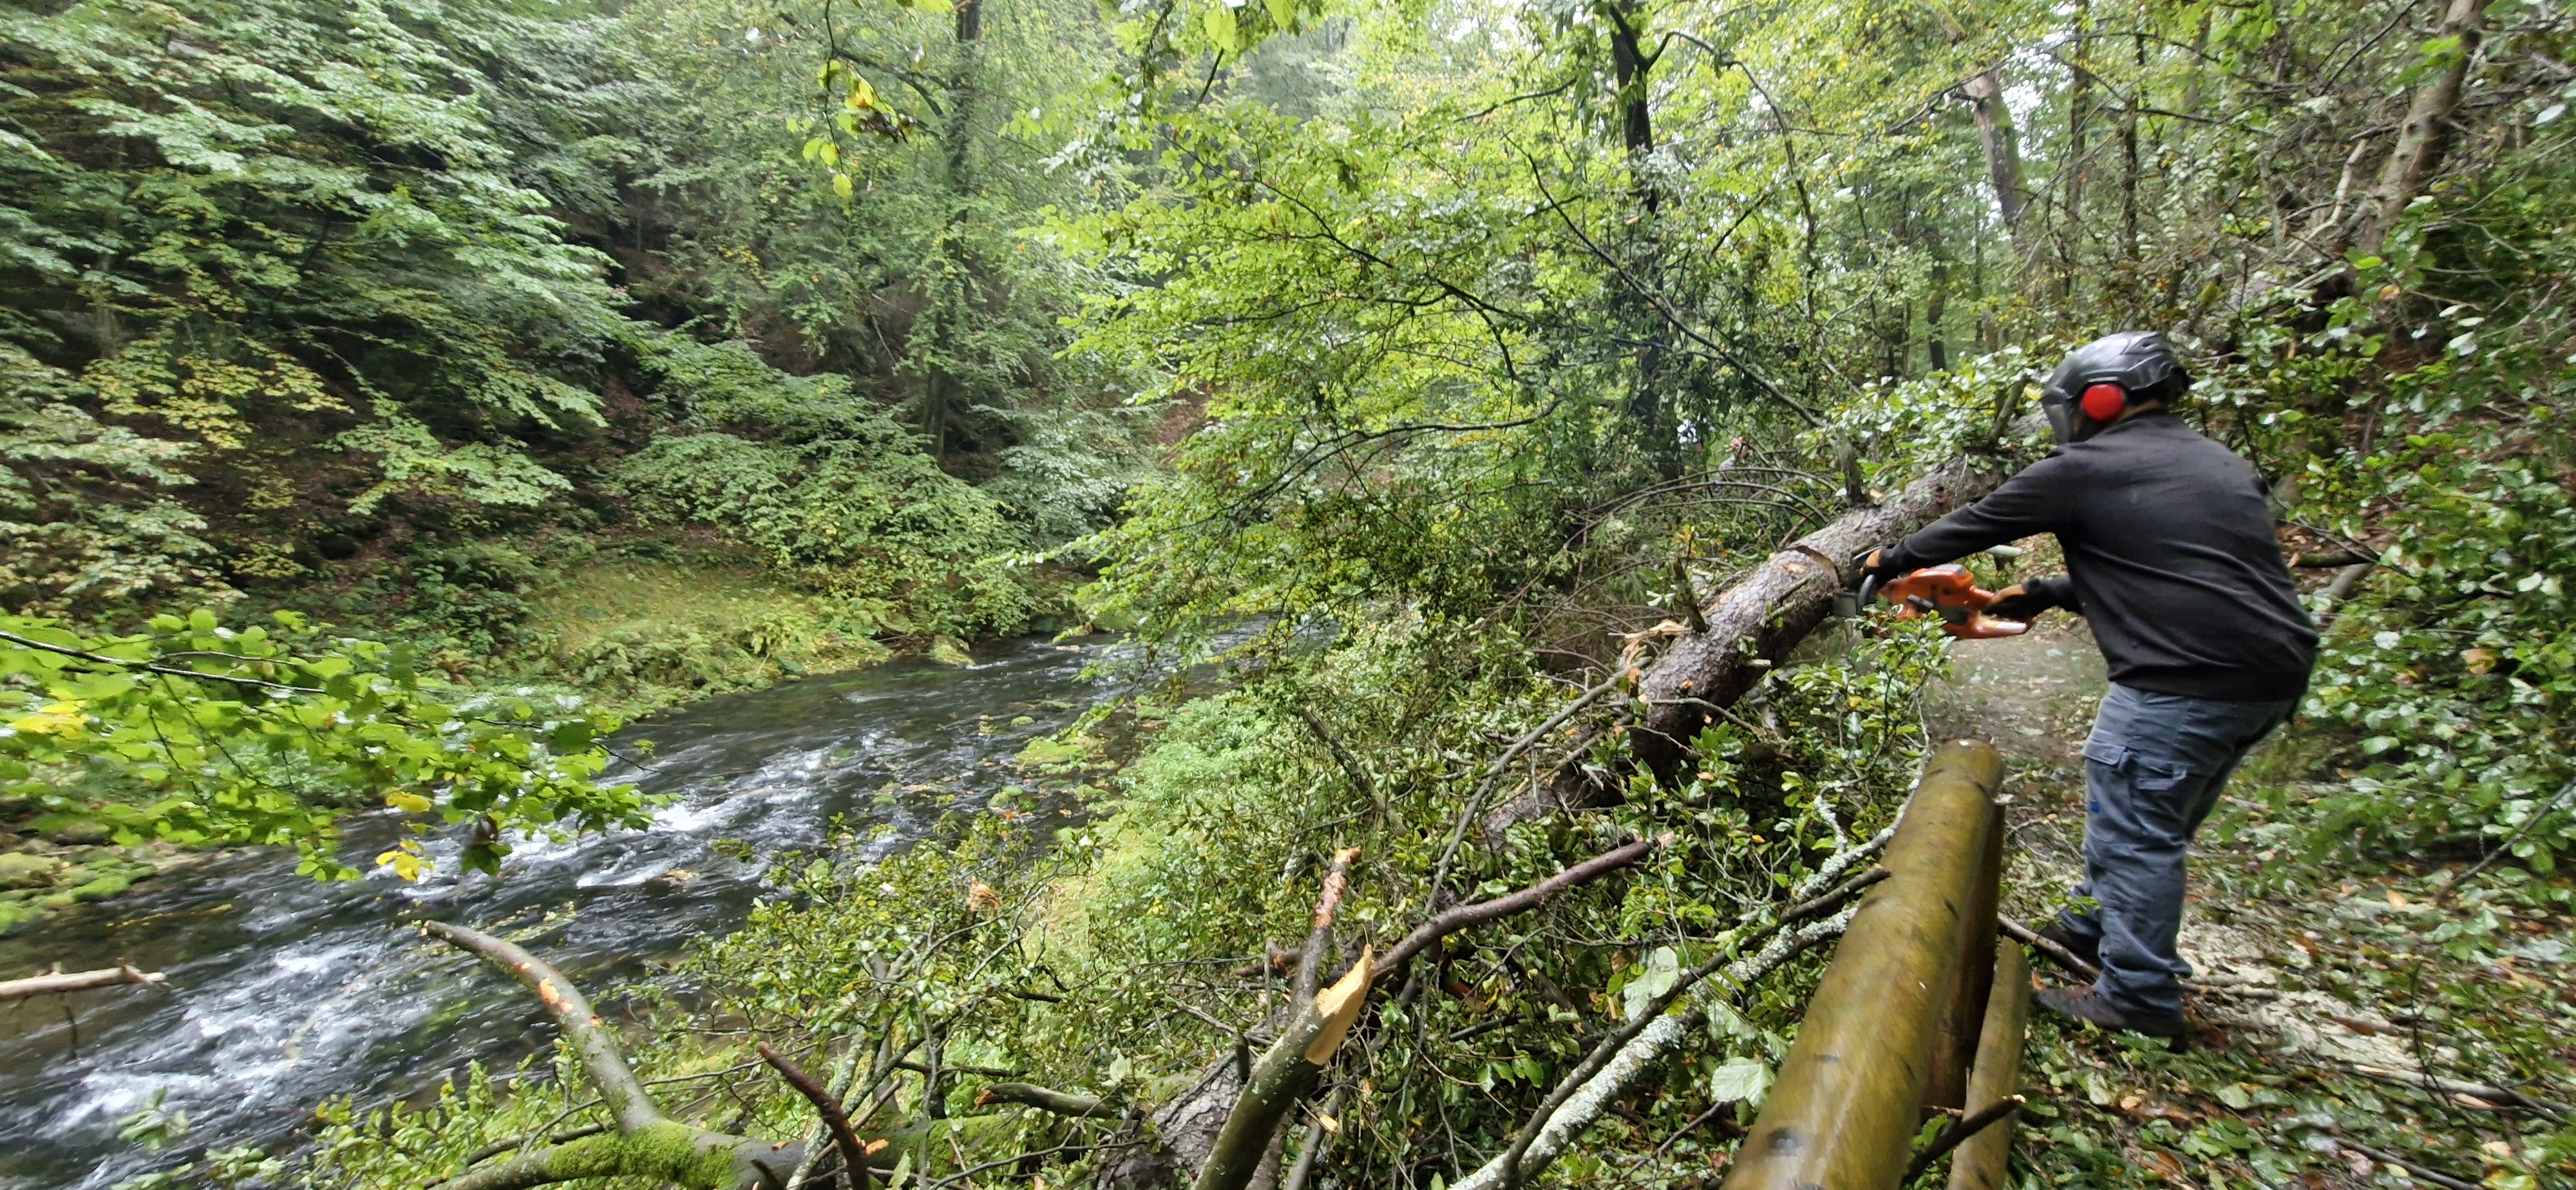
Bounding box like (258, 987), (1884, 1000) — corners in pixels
(1600, 0), (1677, 473)
(1926, 260), (1951, 373)
(1605, 0), (1658, 214)
(1961, 70), (2026, 249)
(2059, 0), (2091, 301)
(2181, 9), (2211, 115)
(2122, 33), (2142, 270)
(2358, 0), (2492, 254)
(920, 0), (983, 458)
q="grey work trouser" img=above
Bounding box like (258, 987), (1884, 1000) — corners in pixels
(2054, 682), (2299, 1018)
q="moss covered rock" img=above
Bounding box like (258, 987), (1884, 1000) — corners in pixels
(0, 852), (61, 890)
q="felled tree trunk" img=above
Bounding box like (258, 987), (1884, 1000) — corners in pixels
(1628, 453), (2011, 779)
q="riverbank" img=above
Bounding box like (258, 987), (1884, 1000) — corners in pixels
(0, 633), (1118, 1189)
(0, 552), (1092, 941)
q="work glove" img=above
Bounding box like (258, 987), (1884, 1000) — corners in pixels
(1984, 574), (2080, 621)
(1854, 546), (1906, 593)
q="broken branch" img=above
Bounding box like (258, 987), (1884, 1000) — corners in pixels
(759, 1043), (873, 1190)
(0, 963), (167, 1001)
(420, 921), (804, 1190)
(1381, 837), (1658, 974)
(1901, 1095), (2023, 1182)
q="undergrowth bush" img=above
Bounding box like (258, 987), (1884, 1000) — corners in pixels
(612, 340), (1039, 639)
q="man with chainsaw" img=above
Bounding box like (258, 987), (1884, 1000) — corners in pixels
(1861, 330), (2317, 1039)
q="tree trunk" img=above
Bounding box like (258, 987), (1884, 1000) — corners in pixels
(2358, 0), (2492, 254)
(1600, 0), (1677, 471)
(920, 0), (983, 457)
(1627, 451), (2014, 779)
(1604, 0), (1657, 212)
(1962, 69), (2026, 248)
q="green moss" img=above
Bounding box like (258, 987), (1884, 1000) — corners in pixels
(514, 559), (895, 717)
(0, 898), (39, 936)
(535, 1123), (744, 1189)
(27, 813), (111, 845)
(66, 870), (137, 902)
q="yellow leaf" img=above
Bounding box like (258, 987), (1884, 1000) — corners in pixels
(833, 173), (855, 199)
(386, 791), (433, 813)
(375, 850), (426, 881)
(8, 700), (87, 737)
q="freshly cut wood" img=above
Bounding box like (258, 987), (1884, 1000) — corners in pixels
(1629, 452), (2011, 779)
(1112, 841), (1657, 1189)
(0, 964), (166, 1001)
(1189, 951), (1374, 1190)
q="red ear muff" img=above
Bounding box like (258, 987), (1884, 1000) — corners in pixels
(2080, 383), (2126, 422)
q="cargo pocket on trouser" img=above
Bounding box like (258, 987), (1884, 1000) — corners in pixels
(2081, 739), (2195, 841)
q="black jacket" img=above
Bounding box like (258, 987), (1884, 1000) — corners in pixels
(1886, 413), (2317, 702)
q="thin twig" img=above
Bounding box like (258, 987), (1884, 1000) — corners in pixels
(2000, 914), (2101, 983)
(1902, 1095), (2023, 1182)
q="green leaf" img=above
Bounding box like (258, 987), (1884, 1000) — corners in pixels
(1709, 1057), (1772, 1108)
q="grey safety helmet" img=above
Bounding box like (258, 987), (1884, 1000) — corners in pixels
(2039, 331), (2191, 444)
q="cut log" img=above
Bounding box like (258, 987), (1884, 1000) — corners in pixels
(1629, 452), (2012, 779)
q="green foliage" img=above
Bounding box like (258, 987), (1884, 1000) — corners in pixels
(0, 608), (639, 876)
(613, 339), (1038, 638)
(0, 0), (648, 610)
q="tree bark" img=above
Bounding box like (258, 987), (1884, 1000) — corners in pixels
(2358, 0), (2493, 254)
(1962, 70), (2026, 244)
(1628, 452), (2014, 779)
(978, 1082), (1123, 1118)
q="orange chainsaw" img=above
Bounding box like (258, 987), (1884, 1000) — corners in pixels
(1862, 563), (2029, 639)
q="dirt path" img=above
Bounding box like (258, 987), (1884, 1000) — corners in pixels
(1911, 612), (2573, 1188)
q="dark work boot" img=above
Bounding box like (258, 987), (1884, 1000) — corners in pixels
(2033, 984), (2186, 1040)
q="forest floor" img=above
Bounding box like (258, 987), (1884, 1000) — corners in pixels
(1918, 619), (2574, 1188)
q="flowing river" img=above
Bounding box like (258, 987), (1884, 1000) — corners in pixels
(0, 635), (1119, 1189)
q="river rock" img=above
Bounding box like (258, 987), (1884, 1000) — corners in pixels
(0, 852), (61, 890)
(44, 818), (113, 846)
